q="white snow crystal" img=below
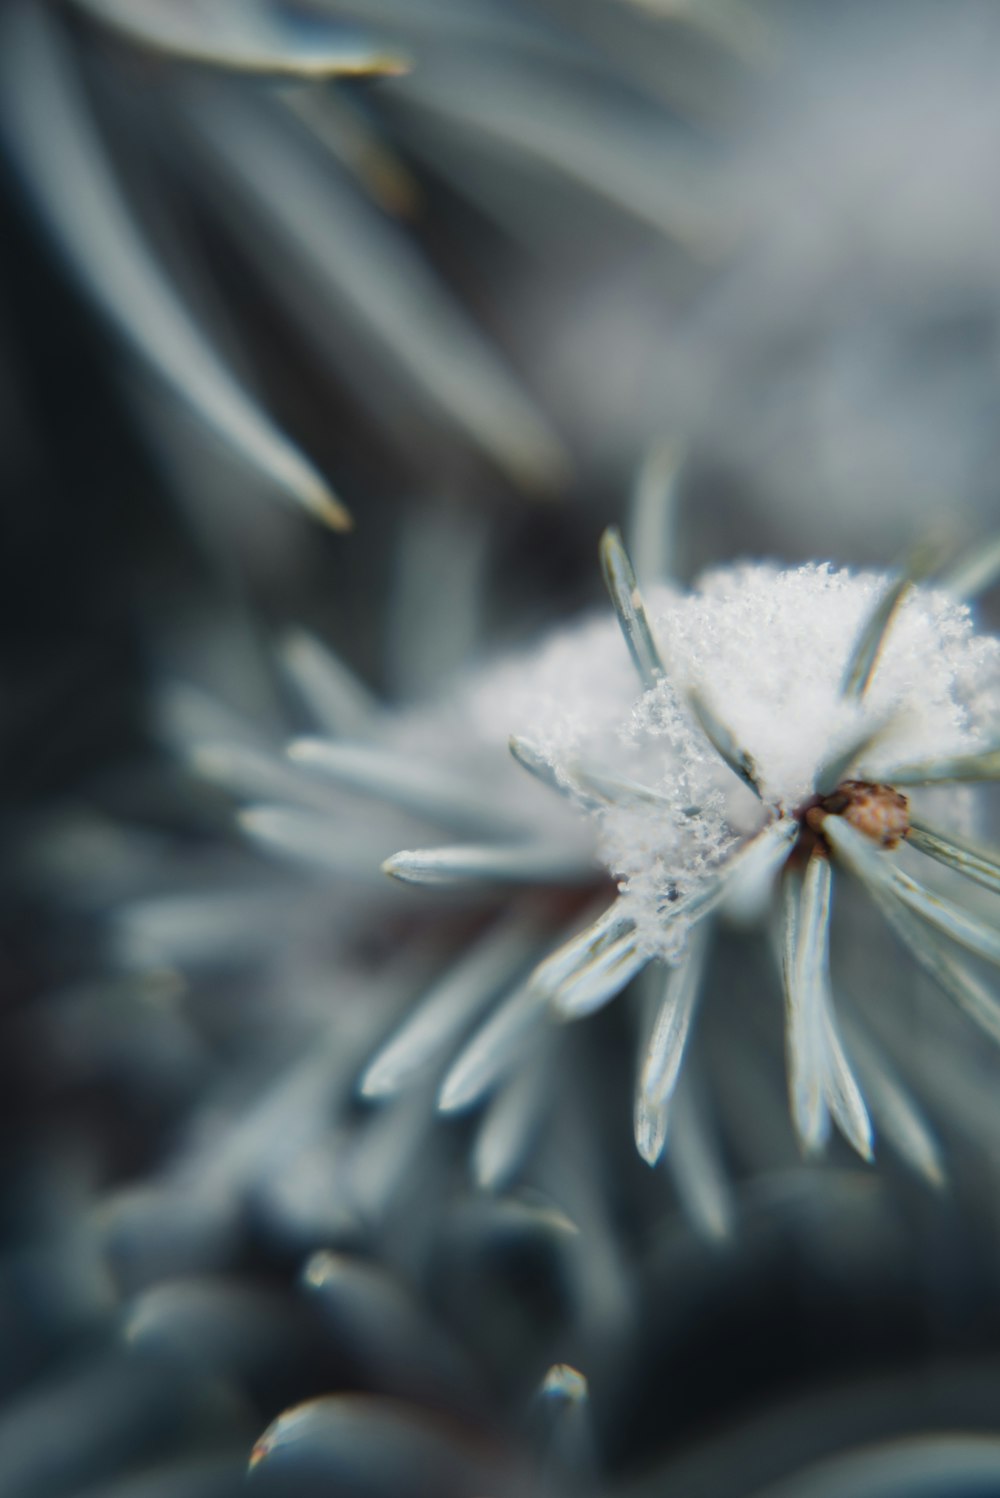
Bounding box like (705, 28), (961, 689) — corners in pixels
(504, 563), (1000, 961)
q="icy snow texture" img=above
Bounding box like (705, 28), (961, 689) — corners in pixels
(644, 565), (1000, 806)
(480, 563), (1000, 962)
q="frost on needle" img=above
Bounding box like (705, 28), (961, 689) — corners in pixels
(385, 527), (1000, 1174)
